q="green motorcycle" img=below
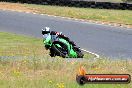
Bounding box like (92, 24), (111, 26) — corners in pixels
(42, 30), (84, 58)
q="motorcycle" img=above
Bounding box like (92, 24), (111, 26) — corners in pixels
(43, 33), (84, 58)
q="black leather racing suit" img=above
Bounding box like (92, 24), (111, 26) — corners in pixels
(50, 31), (76, 46)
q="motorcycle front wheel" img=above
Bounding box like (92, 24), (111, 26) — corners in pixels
(51, 41), (69, 58)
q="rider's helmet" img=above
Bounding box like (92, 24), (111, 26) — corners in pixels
(42, 27), (50, 35)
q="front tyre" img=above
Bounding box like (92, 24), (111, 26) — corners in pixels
(51, 41), (69, 58)
(49, 47), (55, 57)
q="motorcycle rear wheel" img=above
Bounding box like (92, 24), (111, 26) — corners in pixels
(73, 47), (84, 58)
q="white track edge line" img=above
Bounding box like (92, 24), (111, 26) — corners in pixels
(80, 48), (100, 59)
(0, 9), (131, 29)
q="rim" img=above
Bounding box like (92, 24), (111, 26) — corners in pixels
(54, 43), (68, 55)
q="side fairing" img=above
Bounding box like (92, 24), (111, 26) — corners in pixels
(59, 38), (77, 58)
(43, 34), (52, 46)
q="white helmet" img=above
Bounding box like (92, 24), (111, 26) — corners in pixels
(42, 27), (50, 35)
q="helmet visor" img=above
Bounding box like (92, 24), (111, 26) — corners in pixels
(42, 31), (50, 35)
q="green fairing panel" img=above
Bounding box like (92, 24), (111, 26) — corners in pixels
(59, 38), (70, 49)
(59, 38), (77, 58)
(69, 45), (77, 58)
(43, 35), (52, 46)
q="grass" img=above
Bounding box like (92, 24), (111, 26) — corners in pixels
(0, 2), (132, 27)
(100, 0), (122, 2)
(23, 4), (132, 26)
(0, 32), (49, 56)
(0, 32), (132, 88)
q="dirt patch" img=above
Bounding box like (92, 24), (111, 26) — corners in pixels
(0, 2), (34, 12)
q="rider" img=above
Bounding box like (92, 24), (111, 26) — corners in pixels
(42, 27), (76, 50)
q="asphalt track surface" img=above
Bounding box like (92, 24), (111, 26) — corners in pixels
(0, 10), (132, 59)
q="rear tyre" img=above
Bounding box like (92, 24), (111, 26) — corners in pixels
(73, 47), (84, 58)
(77, 51), (84, 58)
